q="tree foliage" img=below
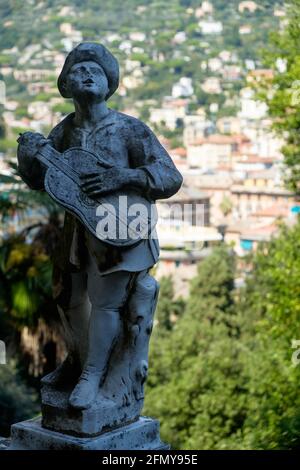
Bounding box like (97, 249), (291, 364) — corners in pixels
(145, 231), (300, 449)
(238, 221), (300, 449)
(257, 0), (300, 194)
(144, 246), (248, 449)
(155, 276), (185, 333)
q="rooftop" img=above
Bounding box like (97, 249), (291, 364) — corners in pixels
(252, 204), (290, 218)
(166, 184), (210, 202)
(191, 134), (250, 146)
(231, 184), (292, 196)
(241, 223), (279, 241)
(170, 147), (187, 157)
(235, 155), (279, 165)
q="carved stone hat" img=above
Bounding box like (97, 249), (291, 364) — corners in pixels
(57, 42), (119, 100)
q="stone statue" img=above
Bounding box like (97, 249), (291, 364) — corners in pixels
(13, 42), (182, 448)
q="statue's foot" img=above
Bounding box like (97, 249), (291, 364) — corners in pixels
(41, 355), (80, 387)
(69, 366), (102, 410)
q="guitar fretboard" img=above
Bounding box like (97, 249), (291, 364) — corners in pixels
(36, 144), (81, 185)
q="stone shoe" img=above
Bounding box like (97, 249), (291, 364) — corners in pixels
(69, 366), (101, 410)
(41, 355), (80, 387)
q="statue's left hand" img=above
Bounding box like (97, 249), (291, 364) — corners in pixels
(80, 167), (134, 198)
(17, 132), (50, 159)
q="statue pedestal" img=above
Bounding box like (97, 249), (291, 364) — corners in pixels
(41, 384), (142, 437)
(0, 437), (10, 450)
(10, 416), (168, 450)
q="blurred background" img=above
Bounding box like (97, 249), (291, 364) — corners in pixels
(1, 0), (300, 450)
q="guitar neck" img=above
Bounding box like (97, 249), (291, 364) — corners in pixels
(36, 144), (80, 185)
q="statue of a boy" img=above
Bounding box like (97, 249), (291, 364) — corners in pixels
(17, 43), (182, 418)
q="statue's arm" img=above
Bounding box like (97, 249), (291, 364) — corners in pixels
(18, 158), (46, 191)
(127, 119), (183, 200)
(80, 117), (183, 200)
(17, 134), (47, 191)
(17, 123), (64, 191)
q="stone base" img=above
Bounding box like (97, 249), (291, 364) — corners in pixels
(0, 437), (10, 450)
(41, 386), (142, 437)
(10, 417), (169, 450)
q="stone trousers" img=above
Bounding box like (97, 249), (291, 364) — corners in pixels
(57, 250), (144, 370)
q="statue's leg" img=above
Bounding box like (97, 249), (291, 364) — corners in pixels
(127, 270), (159, 401)
(69, 254), (134, 410)
(42, 269), (90, 386)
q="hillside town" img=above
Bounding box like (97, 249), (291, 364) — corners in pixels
(0, 1), (292, 294)
(3, 1), (300, 453)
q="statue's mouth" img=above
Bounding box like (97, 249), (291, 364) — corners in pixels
(83, 78), (94, 85)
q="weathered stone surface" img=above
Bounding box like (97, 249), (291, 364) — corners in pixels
(41, 271), (159, 436)
(10, 417), (169, 450)
(0, 437), (10, 450)
(13, 41), (182, 448)
(41, 386), (141, 437)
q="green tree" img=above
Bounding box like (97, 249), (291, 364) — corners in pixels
(146, 224), (300, 449)
(155, 276), (185, 333)
(144, 246), (248, 449)
(257, 0), (300, 194)
(238, 220), (300, 449)
(146, 276), (185, 391)
(220, 196), (234, 218)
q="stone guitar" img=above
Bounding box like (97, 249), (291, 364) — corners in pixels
(17, 132), (157, 247)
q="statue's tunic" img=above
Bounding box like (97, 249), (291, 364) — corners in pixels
(19, 109), (183, 279)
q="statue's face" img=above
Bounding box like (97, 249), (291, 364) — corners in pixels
(66, 61), (109, 101)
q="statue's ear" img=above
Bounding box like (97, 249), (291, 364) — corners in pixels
(61, 80), (69, 95)
(59, 78), (72, 98)
(105, 90), (111, 101)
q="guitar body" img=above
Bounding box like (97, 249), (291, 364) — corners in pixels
(43, 147), (157, 247)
